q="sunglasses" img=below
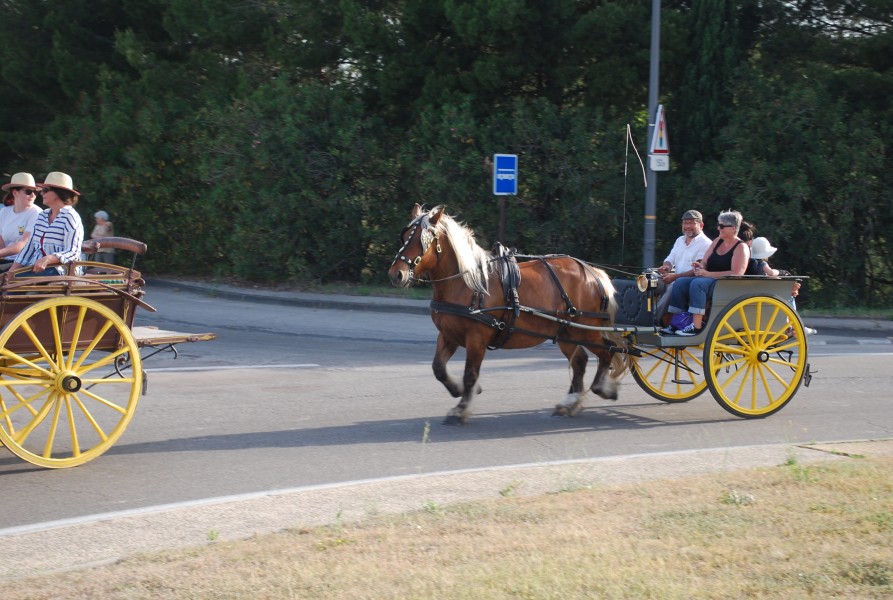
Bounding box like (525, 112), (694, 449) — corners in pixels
(717, 223), (735, 229)
(10, 188), (36, 196)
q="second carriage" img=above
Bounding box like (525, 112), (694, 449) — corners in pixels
(0, 237), (215, 468)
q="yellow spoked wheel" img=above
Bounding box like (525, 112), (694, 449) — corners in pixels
(0, 297), (143, 468)
(704, 294), (807, 418)
(631, 345), (708, 402)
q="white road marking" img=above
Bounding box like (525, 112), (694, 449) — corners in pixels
(145, 364), (319, 373)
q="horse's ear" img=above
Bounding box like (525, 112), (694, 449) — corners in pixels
(412, 203), (423, 219)
(430, 205), (445, 226)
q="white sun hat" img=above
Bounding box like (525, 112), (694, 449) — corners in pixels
(1, 172), (38, 191)
(39, 171), (80, 196)
(750, 237), (777, 260)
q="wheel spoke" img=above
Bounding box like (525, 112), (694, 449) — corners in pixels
(65, 306), (89, 370)
(18, 320), (59, 369)
(12, 394), (56, 445)
(71, 392), (110, 442)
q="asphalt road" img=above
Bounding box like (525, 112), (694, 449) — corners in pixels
(0, 284), (890, 534)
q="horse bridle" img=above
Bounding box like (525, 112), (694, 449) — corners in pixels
(390, 213), (442, 282)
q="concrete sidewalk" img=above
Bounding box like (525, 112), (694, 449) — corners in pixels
(147, 278), (893, 337)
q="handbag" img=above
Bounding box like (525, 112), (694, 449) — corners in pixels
(669, 312), (693, 330)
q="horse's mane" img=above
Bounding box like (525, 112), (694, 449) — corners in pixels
(433, 209), (492, 295)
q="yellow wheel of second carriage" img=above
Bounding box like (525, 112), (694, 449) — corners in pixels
(0, 297), (143, 468)
(704, 294), (807, 418)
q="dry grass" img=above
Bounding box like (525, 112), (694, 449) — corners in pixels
(6, 457), (892, 599)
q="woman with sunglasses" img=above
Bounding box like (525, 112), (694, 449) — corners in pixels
(664, 209), (750, 336)
(9, 172), (84, 277)
(0, 173), (42, 272)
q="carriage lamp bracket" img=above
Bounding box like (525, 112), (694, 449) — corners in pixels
(637, 269), (661, 293)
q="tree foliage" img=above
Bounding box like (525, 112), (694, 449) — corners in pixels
(0, 0), (890, 305)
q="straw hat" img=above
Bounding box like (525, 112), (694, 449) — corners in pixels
(750, 237), (778, 260)
(39, 171), (80, 196)
(1, 172), (38, 192)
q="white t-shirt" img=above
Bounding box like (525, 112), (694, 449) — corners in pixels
(0, 204), (41, 259)
(663, 232), (712, 271)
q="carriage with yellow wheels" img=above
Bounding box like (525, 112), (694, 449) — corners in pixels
(0, 237), (215, 468)
(616, 273), (811, 418)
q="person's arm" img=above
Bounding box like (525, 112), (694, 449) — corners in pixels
(55, 213), (85, 264)
(0, 232), (30, 259)
(658, 240), (680, 274)
(761, 261), (780, 277)
(692, 241), (718, 272)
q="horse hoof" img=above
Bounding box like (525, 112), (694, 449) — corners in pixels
(443, 415), (463, 426)
(594, 389), (619, 401)
(552, 407), (568, 417)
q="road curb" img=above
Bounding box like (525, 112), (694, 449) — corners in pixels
(147, 278), (892, 335)
(147, 278), (432, 315)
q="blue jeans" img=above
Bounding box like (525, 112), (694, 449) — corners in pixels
(667, 276), (716, 316)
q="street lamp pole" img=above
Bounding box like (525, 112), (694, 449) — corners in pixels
(643, 0), (661, 269)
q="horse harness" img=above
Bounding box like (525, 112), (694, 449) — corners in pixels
(430, 245), (616, 351)
(391, 212), (459, 284)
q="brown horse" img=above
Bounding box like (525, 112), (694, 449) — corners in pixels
(388, 204), (630, 425)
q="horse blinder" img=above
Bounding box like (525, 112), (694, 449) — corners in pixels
(390, 215), (441, 280)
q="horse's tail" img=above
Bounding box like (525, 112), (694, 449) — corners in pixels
(586, 263), (631, 380)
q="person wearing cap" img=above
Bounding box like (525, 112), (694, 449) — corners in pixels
(9, 172), (84, 277)
(89, 210), (116, 264)
(0, 173), (42, 272)
(653, 209), (713, 325)
(665, 209), (750, 336)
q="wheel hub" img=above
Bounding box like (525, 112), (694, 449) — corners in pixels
(56, 371), (82, 393)
(756, 350), (770, 363)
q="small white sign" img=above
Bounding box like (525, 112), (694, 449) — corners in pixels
(650, 154), (669, 171)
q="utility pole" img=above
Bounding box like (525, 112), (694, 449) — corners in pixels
(643, 0), (661, 268)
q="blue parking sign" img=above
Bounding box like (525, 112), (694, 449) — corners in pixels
(493, 154), (518, 195)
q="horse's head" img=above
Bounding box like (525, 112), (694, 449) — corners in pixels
(388, 204), (444, 288)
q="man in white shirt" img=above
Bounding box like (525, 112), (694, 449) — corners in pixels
(654, 209), (713, 324)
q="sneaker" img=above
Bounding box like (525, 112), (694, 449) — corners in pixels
(659, 325), (675, 335)
(805, 327), (818, 336)
(675, 323), (703, 336)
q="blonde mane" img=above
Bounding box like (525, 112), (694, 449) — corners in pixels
(433, 210), (493, 295)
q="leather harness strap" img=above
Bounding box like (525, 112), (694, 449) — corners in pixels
(429, 251), (614, 351)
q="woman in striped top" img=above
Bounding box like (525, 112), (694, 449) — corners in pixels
(10, 172), (84, 277)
